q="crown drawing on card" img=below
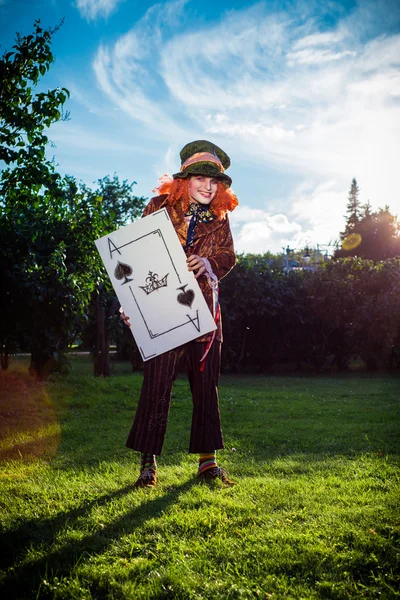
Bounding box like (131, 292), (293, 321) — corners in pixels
(139, 271), (169, 295)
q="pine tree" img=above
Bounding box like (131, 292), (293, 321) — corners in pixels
(341, 178), (361, 238)
(361, 200), (372, 219)
(334, 180), (400, 260)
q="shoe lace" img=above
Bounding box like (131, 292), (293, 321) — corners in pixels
(199, 466), (230, 480)
(139, 468), (156, 480)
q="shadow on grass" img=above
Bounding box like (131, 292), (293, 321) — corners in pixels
(1, 477), (197, 597)
(2, 359), (399, 597)
(47, 384), (400, 474)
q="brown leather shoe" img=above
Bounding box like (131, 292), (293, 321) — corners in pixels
(197, 466), (236, 485)
(133, 468), (157, 488)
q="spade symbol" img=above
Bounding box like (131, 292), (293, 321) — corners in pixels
(114, 261), (133, 285)
(177, 284), (195, 308)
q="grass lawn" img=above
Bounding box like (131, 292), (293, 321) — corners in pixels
(0, 355), (399, 599)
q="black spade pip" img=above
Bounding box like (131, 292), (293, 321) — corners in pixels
(114, 261), (133, 285)
(177, 284), (195, 308)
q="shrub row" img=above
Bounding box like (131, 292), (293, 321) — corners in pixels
(219, 257), (400, 372)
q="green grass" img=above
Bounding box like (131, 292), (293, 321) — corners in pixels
(0, 356), (399, 599)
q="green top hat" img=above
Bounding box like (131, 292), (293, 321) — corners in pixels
(172, 140), (232, 187)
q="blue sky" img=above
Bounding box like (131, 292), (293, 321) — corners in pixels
(2, 0), (400, 254)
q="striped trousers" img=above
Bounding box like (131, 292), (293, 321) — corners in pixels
(126, 341), (224, 455)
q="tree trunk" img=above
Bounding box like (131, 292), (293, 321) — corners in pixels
(1, 342), (9, 371)
(237, 328), (248, 373)
(94, 290), (110, 376)
(29, 346), (54, 380)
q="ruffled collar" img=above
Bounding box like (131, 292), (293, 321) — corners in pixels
(184, 202), (215, 222)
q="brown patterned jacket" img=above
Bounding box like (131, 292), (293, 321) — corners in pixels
(142, 194), (236, 341)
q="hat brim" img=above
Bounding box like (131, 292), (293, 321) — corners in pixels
(173, 162), (232, 187)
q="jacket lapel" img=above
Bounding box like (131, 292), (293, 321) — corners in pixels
(164, 200), (188, 246)
(195, 216), (225, 240)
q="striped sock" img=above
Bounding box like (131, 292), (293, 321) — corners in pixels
(198, 452), (217, 474)
(140, 453), (157, 472)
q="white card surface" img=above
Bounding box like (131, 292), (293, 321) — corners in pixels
(95, 208), (216, 360)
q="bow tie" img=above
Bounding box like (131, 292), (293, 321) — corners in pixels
(184, 203), (215, 250)
(185, 203), (215, 220)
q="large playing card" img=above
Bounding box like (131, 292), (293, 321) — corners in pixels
(95, 208), (216, 360)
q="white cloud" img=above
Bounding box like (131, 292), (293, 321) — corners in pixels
(234, 221), (274, 254)
(231, 205), (303, 254)
(151, 144), (181, 185)
(268, 213), (302, 234)
(93, 0), (189, 135)
(229, 177), (361, 255)
(142, 4), (398, 216)
(90, 0), (400, 252)
(206, 119), (296, 140)
(75, 0), (124, 21)
(289, 180), (348, 241)
(229, 206), (268, 224)
(286, 48), (356, 65)
(293, 31), (346, 49)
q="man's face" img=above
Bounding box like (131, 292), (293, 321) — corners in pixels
(188, 175), (218, 205)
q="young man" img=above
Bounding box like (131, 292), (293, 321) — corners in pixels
(121, 140), (238, 488)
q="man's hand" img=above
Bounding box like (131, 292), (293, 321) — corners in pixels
(119, 307), (131, 328)
(186, 254), (206, 278)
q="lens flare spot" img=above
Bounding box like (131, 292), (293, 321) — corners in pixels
(0, 363), (60, 462)
(342, 233), (362, 251)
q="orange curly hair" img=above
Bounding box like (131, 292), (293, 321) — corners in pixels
(156, 177), (238, 218)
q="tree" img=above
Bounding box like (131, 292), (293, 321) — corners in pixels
(0, 22), (115, 377)
(84, 174), (147, 227)
(79, 175), (147, 376)
(342, 178), (361, 236)
(335, 179), (400, 261)
(0, 23), (148, 377)
(0, 20), (69, 192)
(334, 178), (361, 259)
(336, 205), (400, 260)
(1, 21), (71, 373)
(357, 206), (400, 260)
(0, 178), (112, 377)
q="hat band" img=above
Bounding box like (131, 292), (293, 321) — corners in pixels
(181, 152), (225, 173)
